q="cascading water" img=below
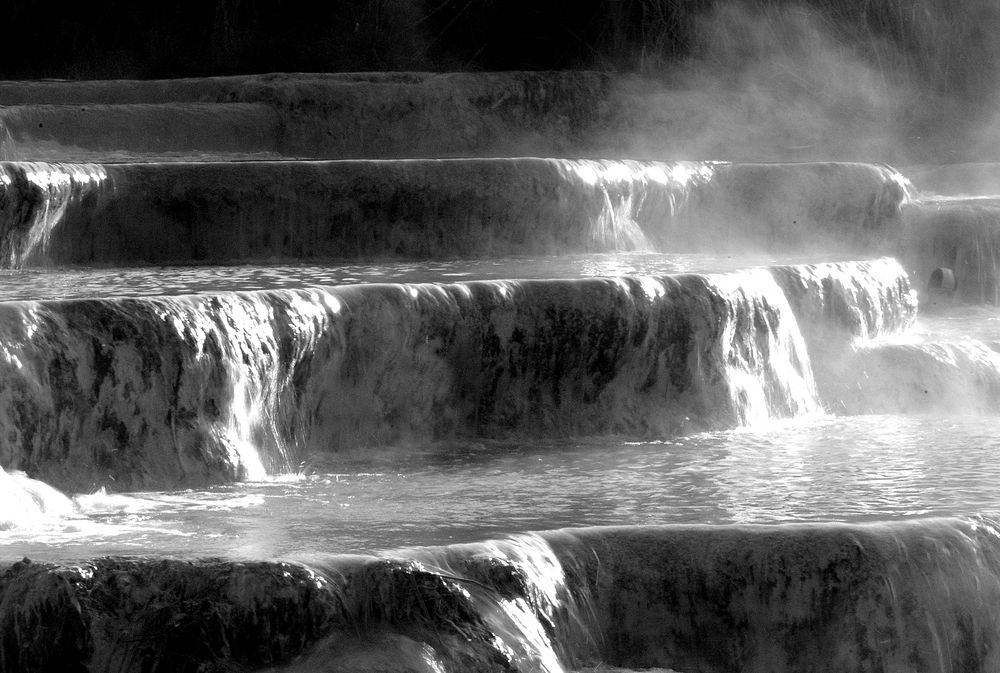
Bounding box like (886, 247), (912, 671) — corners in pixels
(0, 268), (831, 492)
(2, 73), (1000, 673)
(0, 162), (107, 267)
(0, 468), (75, 529)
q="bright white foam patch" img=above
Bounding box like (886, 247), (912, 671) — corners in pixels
(0, 468), (76, 530)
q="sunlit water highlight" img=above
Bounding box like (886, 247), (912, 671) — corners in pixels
(5, 413), (997, 563)
(0, 251), (854, 301)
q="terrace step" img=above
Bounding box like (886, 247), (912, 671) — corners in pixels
(0, 159), (909, 267)
(0, 259), (912, 492)
(0, 72), (618, 160)
(905, 162), (1000, 196)
(901, 197), (1000, 305)
(4, 518), (999, 673)
(0, 72), (913, 163)
(0, 102), (284, 161)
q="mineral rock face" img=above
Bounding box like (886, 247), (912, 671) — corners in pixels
(0, 159), (910, 267)
(5, 518), (1000, 673)
(0, 266), (840, 491)
(0, 557), (339, 673)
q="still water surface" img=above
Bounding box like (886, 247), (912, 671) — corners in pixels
(4, 414), (996, 563)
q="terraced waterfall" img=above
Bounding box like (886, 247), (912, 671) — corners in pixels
(1, 73), (1000, 672)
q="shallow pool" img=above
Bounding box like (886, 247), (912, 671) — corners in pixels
(5, 413), (998, 563)
(0, 251), (847, 301)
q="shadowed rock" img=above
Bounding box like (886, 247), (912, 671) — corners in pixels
(546, 518), (1000, 672)
(5, 518), (1000, 672)
(0, 557), (340, 673)
(0, 103), (283, 162)
(0, 268), (823, 491)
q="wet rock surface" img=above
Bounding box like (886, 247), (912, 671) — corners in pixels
(4, 519), (1000, 672)
(0, 267), (828, 491)
(0, 557), (339, 673)
(0, 159), (910, 267)
(547, 518), (1000, 672)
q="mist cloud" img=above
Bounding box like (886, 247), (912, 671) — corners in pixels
(609, 0), (1000, 166)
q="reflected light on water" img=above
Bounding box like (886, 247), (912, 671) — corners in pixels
(2, 414), (999, 562)
(0, 251), (857, 302)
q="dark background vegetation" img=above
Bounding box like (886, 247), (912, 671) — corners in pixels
(4, 0), (997, 95)
(5, 0), (1000, 161)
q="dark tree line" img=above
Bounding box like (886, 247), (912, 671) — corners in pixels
(3, 0), (999, 108)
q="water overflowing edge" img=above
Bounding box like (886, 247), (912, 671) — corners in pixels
(4, 516), (1000, 672)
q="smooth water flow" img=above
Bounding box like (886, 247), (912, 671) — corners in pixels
(2, 75), (1000, 673)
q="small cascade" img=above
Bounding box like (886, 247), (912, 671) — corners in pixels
(0, 467), (75, 530)
(770, 257), (918, 349)
(0, 124), (13, 162)
(1, 158), (723, 266)
(5, 518), (1000, 672)
(298, 536), (588, 673)
(0, 162), (107, 267)
(567, 160), (716, 251)
(769, 253), (1000, 415)
(701, 269), (819, 424)
(0, 291), (330, 490)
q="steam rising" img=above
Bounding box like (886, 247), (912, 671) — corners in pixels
(616, 0), (1000, 165)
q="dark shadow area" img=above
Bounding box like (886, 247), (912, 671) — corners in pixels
(2, 0), (998, 93)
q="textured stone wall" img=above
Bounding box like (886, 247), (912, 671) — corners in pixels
(5, 517), (1000, 672)
(0, 160), (911, 267)
(0, 269), (828, 491)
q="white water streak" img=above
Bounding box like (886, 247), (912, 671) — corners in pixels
(0, 162), (107, 267)
(560, 159), (716, 252)
(711, 269), (820, 424)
